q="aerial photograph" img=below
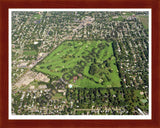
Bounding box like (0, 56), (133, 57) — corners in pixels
(10, 9), (150, 117)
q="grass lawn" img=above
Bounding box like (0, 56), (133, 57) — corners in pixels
(140, 99), (147, 104)
(33, 14), (42, 20)
(23, 50), (37, 56)
(52, 93), (65, 100)
(122, 12), (134, 16)
(34, 40), (121, 88)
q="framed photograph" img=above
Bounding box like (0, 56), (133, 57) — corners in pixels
(0, 0), (160, 128)
(9, 8), (152, 120)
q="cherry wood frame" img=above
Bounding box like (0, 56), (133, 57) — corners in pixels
(0, 0), (160, 128)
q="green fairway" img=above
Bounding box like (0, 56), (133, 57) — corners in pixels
(34, 40), (121, 88)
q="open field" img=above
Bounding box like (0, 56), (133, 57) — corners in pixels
(34, 40), (121, 88)
(137, 16), (149, 30)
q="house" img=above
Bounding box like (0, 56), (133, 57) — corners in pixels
(78, 73), (83, 79)
(73, 76), (78, 82)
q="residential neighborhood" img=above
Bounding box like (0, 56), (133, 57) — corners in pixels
(11, 11), (149, 116)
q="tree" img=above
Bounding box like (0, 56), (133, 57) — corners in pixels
(126, 74), (130, 85)
(89, 64), (97, 75)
